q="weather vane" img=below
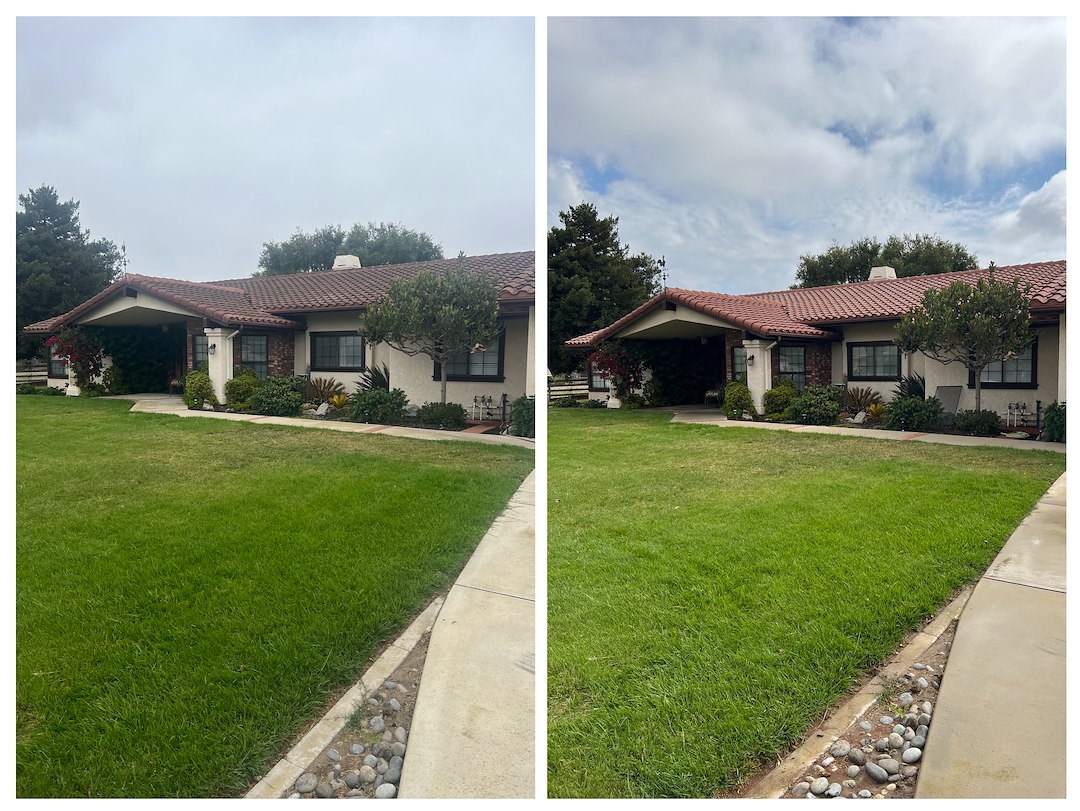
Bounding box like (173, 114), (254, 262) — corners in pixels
(660, 255), (668, 290)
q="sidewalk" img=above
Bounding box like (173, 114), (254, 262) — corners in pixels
(915, 473), (1066, 798)
(398, 472), (536, 798)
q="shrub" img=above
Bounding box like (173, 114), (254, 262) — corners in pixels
(845, 385), (883, 412)
(16, 384), (40, 395)
(509, 396), (535, 437)
(884, 396), (943, 432)
(249, 375), (305, 417)
(724, 380), (756, 420)
(309, 376), (346, 403)
(953, 409), (1002, 437)
(621, 394), (647, 409)
(350, 387), (408, 424)
(1043, 401), (1065, 443)
(417, 401), (468, 430)
(224, 367), (262, 410)
(101, 366), (127, 395)
(642, 378), (667, 408)
(762, 378), (798, 417)
(552, 396), (580, 408)
(358, 363), (391, 392)
(581, 398), (607, 409)
(183, 370), (218, 410)
(893, 373), (926, 401)
(787, 385), (841, 425)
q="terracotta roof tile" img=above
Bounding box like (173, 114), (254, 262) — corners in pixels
(566, 260), (1065, 347)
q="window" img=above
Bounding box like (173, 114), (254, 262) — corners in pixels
(434, 331), (505, 381)
(192, 335), (208, 370)
(975, 340), (1037, 389)
(311, 332), (364, 372)
(588, 361), (609, 392)
(48, 347), (68, 379)
(777, 346), (806, 390)
(848, 341), (900, 381)
(731, 347), (747, 380)
(241, 335), (268, 380)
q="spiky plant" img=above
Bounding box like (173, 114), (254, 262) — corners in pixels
(309, 376), (346, 403)
(846, 386), (884, 412)
(358, 363), (391, 392)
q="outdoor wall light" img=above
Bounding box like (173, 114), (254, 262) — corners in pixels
(746, 354), (755, 366)
(208, 343), (217, 355)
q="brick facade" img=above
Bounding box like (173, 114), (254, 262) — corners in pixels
(184, 318), (204, 371)
(719, 329), (745, 382)
(231, 331), (296, 378)
(769, 341), (832, 387)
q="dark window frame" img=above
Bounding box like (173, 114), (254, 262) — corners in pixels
(433, 330), (506, 383)
(192, 335), (208, 370)
(731, 346), (747, 380)
(588, 359), (610, 392)
(48, 347), (68, 379)
(777, 345), (807, 390)
(310, 331), (365, 373)
(969, 336), (1038, 390)
(241, 334), (269, 380)
(847, 340), (901, 382)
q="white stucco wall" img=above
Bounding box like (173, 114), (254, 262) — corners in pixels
(74, 290), (199, 325)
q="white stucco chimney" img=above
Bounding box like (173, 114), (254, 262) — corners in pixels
(867, 266), (897, 281)
(332, 254), (362, 270)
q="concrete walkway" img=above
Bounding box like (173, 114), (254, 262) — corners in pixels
(398, 471), (536, 799)
(915, 473), (1066, 799)
(103, 393), (534, 448)
(669, 407), (1066, 453)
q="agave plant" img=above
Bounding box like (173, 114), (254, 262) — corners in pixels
(329, 393), (349, 410)
(893, 372), (926, 401)
(866, 402), (887, 424)
(845, 385), (884, 412)
(309, 376), (346, 403)
(358, 362), (391, 392)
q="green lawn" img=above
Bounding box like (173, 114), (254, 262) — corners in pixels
(16, 396), (533, 798)
(547, 409), (1064, 798)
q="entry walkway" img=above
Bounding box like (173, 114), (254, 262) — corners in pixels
(102, 394), (533, 448)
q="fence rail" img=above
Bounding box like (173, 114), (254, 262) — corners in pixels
(16, 363), (49, 387)
(547, 377), (590, 404)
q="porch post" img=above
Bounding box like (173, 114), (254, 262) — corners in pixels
(741, 338), (773, 415)
(1057, 313), (1066, 402)
(525, 306), (536, 397)
(204, 327), (233, 403)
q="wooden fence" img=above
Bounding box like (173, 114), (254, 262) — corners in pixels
(16, 362), (48, 387)
(547, 376), (590, 404)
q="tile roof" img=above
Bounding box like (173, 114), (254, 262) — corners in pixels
(566, 260), (1065, 347)
(24, 251), (534, 333)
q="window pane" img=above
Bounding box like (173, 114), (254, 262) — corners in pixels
(338, 335), (363, 368)
(242, 335), (268, 379)
(193, 336), (207, 368)
(779, 346), (805, 372)
(732, 347), (746, 378)
(981, 344), (1033, 385)
(876, 346), (898, 377)
(851, 346), (871, 377)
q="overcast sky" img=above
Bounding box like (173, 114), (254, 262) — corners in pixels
(549, 16), (1066, 294)
(16, 16), (534, 282)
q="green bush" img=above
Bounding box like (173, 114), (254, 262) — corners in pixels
(787, 385), (841, 425)
(552, 397), (580, 408)
(358, 363), (391, 392)
(642, 378), (667, 407)
(16, 384), (41, 396)
(581, 398), (607, 409)
(350, 387), (408, 424)
(417, 401), (468, 430)
(224, 367), (262, 410)
(884, 396), (943, 432)
(509, 395), (535, 437)
(724, 381), (756, 419)
(249, 375), (305, 417)
(101, 366), (127, 395)
(893, 373), (926, 400)
(1043, 401), (1065, 443)
(953, 409), (1002, 437)
(183, 370), (218, 410)
(762, 378), (798, 417)
(845, 385), (883, 412)
(621, 394), (647, 409)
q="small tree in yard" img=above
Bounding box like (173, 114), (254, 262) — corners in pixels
(358, 254), (500, 404)
(895, 274), (1033, 412)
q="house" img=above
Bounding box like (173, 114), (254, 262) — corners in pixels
(567, 260), (1065, 420)
(25, 251), (536, 415)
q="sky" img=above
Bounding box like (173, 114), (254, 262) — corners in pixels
(16, 16), (535, 282)
(548, 16), (1067, 294)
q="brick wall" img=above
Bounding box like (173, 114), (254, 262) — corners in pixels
(770, 342), (833, 386)
(231, 331), (296, 378)
(720, 329), (745, 382)
(185, 319), (203, 371)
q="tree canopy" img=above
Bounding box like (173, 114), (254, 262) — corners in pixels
(357, 253), (501, 404)
(793, 233), (979, 288)
(548, 202), (663, 375)
(16, 185), (122, 359)
(256, 221), (444, 276)
(894, 274), (1033, 412)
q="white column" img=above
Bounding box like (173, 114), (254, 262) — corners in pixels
(525, 306), (536, 397)
(741, 339), (773, 415)
(204, 327), (233, 403)
(1057, 313), (1066, 403)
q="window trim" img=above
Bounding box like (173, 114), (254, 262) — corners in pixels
(310, 331), (365, 373)
(969, 337), (1038, 390)
(240, 334), (269, 380)
(433, 330), (506, 382)
(847, 340), (901, 382)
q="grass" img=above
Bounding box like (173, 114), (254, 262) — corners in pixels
(16, 396), (533, 798)
(547, 408), (1064, 798)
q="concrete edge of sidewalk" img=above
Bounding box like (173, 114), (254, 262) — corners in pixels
(243, 598), (444, 800)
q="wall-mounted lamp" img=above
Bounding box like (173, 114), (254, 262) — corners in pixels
(746, 354), (755, 367)
(700, 336), (708, 345)
(208, 343), (217, 355)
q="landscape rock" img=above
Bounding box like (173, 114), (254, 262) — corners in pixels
(295, 773), (318, 794)
(865, 762), (889, 783)
(374, 784), (397, 799)
(810, 777), (830, 795)
(902, 748), (923, 764)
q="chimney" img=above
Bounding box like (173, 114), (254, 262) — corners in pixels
(332, 254), (362, 270)
(867, 266), (897, 281)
